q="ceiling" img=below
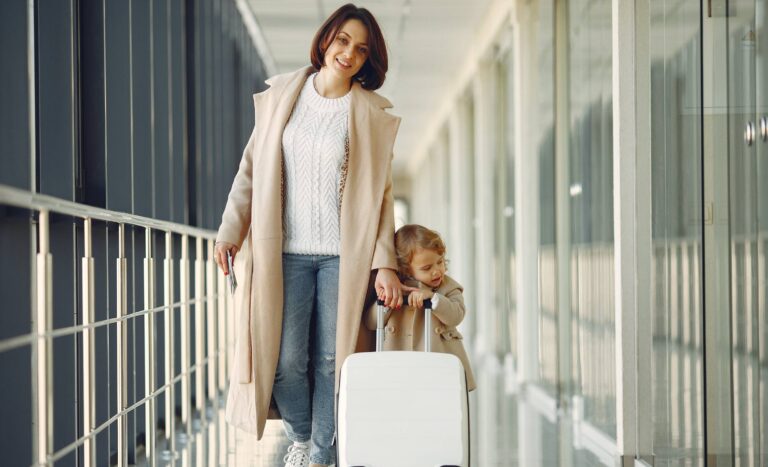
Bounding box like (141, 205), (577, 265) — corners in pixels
(244, 0), (497, 175)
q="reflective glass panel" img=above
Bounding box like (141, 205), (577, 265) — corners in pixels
(567, 0), (616, 437)
(649, 2), (705, 464)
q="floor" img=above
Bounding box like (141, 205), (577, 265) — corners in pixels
(133, 364), (624, 467)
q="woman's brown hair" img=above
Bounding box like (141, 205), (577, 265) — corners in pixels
(310, 3), (388, 90)
(394, 224), (446, 275)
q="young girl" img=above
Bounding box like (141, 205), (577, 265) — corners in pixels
(365, 224), (476, 391)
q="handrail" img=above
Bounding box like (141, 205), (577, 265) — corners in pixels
(0, 183), (217, 239)
(0, 183), (230, 467)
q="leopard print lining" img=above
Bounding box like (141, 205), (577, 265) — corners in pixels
(338, 134), (350, 209)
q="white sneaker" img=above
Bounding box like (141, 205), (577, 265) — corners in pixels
(283, 443), (310, 467)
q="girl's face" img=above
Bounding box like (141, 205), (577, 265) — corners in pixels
(409, 248), (446, 289)
(323, 19), (369, 81)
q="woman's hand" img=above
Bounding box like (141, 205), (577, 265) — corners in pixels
(375, 268), (419, 309)
(214, 242), (239, 275)
(407, 290), (435, 309)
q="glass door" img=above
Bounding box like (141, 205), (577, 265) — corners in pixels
(753, 0), (768, 462)
(724, 0), (767, 464)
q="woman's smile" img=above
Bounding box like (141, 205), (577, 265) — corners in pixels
(335, 56), (352, 69)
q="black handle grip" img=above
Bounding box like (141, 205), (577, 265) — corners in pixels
(376, 294), (432, 309)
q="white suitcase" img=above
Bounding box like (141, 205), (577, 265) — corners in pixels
(337, 298), (470, 467)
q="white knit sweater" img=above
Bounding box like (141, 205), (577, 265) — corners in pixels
(281, 73), (350, 255)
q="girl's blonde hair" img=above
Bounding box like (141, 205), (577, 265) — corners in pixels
(394, 224), (446, 275)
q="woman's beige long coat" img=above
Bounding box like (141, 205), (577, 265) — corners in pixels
(217, 66), (400, 439)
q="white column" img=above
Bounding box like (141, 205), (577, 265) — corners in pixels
(472, 56), (503, 467)
(449, 96), (476, 331)
(612, 0), (652, 461)
(434, 130), (450, 238)
(512, 0), (541, 385)
(472, 58), (498, 357)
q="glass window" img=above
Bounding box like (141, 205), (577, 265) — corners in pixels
(536, 0), (558, 394)
(648, 3), (705, 463)
(568, 0), (616, 437)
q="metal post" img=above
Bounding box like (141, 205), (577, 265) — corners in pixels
(217, 266), (226, 391)
(376, 303), (385, 352)
(116, 224), (128, 467)
(163, 232), (175, 454)
(206, 238), (218, 467)
(180, 234), (191, 439)
(424, 300), (433, 352)
(194, 238), (204, 416)
(82, 218), (95, 467)
(206, 239), (217, 403)
(34, 210), (53, 465)
(144, 228), (156, 465)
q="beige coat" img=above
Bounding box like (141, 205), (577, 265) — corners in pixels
(218, 66), (401, 438)
(363, 274), (477, 391)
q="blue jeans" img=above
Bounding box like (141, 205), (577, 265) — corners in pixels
(272, 254), (339, 465)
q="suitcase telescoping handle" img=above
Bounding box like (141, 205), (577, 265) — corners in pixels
(375, 295), (432, 352)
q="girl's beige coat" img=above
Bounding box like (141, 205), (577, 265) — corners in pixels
(362, 274), (477, 391)
(218, 66), (400, 438)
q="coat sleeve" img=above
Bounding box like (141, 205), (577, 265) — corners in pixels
(370, 153), (397, 271)
(432, 286), (466, 328)
(216, 95), (258, 247)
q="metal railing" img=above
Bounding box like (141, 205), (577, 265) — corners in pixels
(0, 184), (234, 466)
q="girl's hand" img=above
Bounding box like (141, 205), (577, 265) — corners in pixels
(375, 268), (417, 309)
(214, 242), (239, 275)
(407, 290), (435, 309)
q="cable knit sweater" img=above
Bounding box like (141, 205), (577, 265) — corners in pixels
(281, 73), (350, 255)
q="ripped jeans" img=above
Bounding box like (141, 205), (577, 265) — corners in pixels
(272, 254), (339, 465)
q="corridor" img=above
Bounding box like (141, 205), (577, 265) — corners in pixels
(1, 0), (767, 466)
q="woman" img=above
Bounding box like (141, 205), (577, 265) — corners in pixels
(213, 4), (408, 467)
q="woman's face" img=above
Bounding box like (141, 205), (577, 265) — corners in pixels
(323, 19), (369, 80)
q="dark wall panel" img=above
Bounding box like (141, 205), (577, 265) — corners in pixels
(0, 216), (33, 466)
(0, 0), (31, 190)
(132, 0), (154, 218)
(153, 0), (171, 222)
(80, 0), (107, 208)
(37, 0), (75, 200)
(0, 6), (33, 464)
(171, 0), (187, 224)
(105, 0), (133, 213)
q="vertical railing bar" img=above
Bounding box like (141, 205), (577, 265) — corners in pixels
(217, 263), (226, 392)
(180, 234), (191, 440)
(143, 227), (156, 465)
(82, 217), (96, 467)
(116, 224), (128, 467)
(226, 262), (233, 389)
(206, 239), (217, 404)
(34, 210), (53, 465)
(194, 237), (204, 418)
(208, 239), (219, 467)
(163, 231), (175, 455)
